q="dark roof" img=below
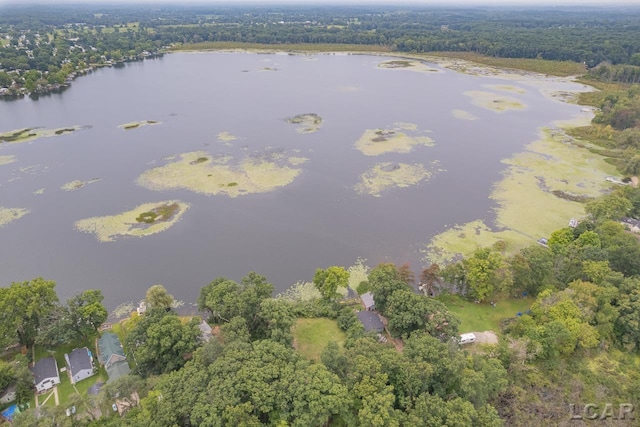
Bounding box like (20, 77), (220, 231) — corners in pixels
(98, 333), (125, 366)
(357, 311), (384, 332)
(66, 348), (93, 375)
(106, 360), (131, 383)
(31, 357), (59, 384)
(622, 217), (640, 227)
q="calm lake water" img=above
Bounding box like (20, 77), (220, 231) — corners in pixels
(0, 52), (587, 309)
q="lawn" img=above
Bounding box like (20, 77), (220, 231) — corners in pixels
(293, 318), (346, 361)
(438, 294), (533, 334)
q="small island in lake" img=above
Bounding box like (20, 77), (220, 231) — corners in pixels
(377, 59), (440, 73)
(464, 91), (526, 112)
(0, 207), (29, 227)
(75, 200), (189, 242)
(137, 150), (302, 197)
(0, 125), (89, 144)
(355, 123), (434, 156)
(118, 120), (161, 130)
(286, 113), (323, 134)
(355, 162), (437, 197)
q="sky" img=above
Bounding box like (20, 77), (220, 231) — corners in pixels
(2, 0), (640, 5)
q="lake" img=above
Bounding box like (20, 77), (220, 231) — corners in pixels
(0, 52), (587, 309)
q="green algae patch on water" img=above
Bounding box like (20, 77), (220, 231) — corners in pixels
(424, 126), (618, 264)
(0, 207), (29, 228)
(137, 151), (301, 197)
(464, 91), (526, 113)
(286, 113), (323, 134)
(486, 84), (527, 94)
(33, 188), (45, 195)
(217, 131), (239, 142)
(287, 156), (309, 166)
(0, 125), (89, 144)
(452, 110), (478, 121)
(355, 124), (434, 156)
(61, 178), (102, 192)
(377, 59), (440, 74)
(424, 220), (531, 264)
(75, 200), (189, 243)
(355, 162), (435, 197)
(118, 120), (161, 130)
(0, 155), (16, 166)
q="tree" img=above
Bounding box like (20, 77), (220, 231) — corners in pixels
(368, 264), (410, 314)
(313, 266), (349, 300)
(385, 290), (459, 339)
(463, 248), (513, 302)
(126, 309), (200, 377)
(0, 278), (58, 348)
(398, 263), (415, 285)
(419, 263), (441, 296)
(197, 273), (274, 337)
(145, 284), (174, 310)
(585, 192), (632, 222)
(67, 289), (108, 339)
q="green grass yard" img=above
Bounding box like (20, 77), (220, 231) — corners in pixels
(292, 318), (346, 361)
(438, 294), (533, 334)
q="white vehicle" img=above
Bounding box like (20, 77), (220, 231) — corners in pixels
(459, 333), (476, 345)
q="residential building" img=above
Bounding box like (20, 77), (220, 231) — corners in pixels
(31, 357), (60, 393)
(65, 347), (95, 384)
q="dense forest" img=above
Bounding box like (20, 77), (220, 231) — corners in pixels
(2, 4), (640, 96)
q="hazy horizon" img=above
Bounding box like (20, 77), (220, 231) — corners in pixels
(2, 0), (640, 6)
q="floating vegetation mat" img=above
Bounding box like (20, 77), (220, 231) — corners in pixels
(61, 178), (102, 191)
(217, 131), (239, 142)
(377, 59), (439, 73)
(286, 113), (323, 134)
(424, 125), (617, 264)
(486, 84), (527, 94)
(137, 151), (302, 197)
(451, 110), (478, 121)
(347, 258), (370, 291)
(277, 281), (322, 302)
(33, 188), (45, 195)
(0, 155), (16, 166)
(118, 120), (161, 130)
(287, 157), (309, 166)
(75, 200), (189, 242)
(464, 91), (526, 113)
(0, 125), (89, 144)
(355, 162), (437, 197)
(355, 123), (434, 156)
(0, 207), (29, 227)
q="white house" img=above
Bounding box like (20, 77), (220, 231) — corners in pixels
(31, 357), (60, 393)
(65, 347), (95, 384)
(0, 385), (16, 404)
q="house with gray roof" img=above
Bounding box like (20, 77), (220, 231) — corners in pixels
(97, 333), (131, 383)
(31, 356), (60, 393)
(0, 385), (16, 404)
(199, 320), (213, 343)
(361, 292), (376, 311)
(65, 347), (95, 384)
(357, 311), (385, 333)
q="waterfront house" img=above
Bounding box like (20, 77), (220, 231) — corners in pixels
(361, 292), (376, 311)
(31, 357), (60, 393)
(357, 311), (385, 333)
(65, 347), (95, 384)
(98, 333), (131, 383)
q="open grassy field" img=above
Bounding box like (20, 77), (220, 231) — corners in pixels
(438, 294), (533, 334)
(292, 318), (345, 361)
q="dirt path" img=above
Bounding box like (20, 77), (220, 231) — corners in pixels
(472, 331), (498, 344)
(53, 386), (59, 405)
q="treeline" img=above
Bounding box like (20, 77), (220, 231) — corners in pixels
(3, 4), (640, 96)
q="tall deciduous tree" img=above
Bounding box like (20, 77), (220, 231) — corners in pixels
(145, 284), (175, 310)
(0, 278), (58, 348)
(313, 266), (349, 300)
(68, 289), (108, 338)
